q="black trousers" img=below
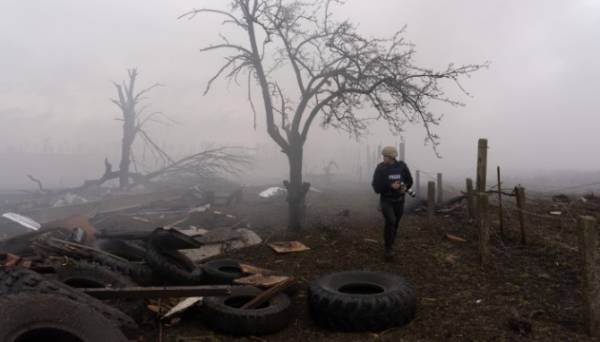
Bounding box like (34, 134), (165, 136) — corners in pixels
(380, 199), (404, 249)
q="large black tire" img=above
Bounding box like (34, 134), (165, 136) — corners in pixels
(144, 243), (203, 285)
(53, 261), (147, 322)
(202, 286), (292, 336)
(308, 270), (416, 331)
(94, 239), (147, 262)
(203, 259), (244, 284)
(50, 246), (155, 286)
(148, 227), (202, 250)
(0, 292), (128, 342)
(0, 266), (139, 338)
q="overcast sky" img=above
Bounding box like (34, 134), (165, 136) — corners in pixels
(1, 0), (599, 188)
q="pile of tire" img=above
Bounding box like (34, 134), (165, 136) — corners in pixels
(0, 266), (135, 342)
(308, 270), (417, 331)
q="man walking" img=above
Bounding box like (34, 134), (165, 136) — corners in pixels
(371, 146), (413, 261)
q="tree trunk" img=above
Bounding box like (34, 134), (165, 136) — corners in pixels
(284, 143), (310, 231)
(119, 112), (135, 189)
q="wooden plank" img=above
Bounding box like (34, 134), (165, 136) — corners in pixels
(240, 278), (296, 310)
(268, 241), (310, 253)
(83, 285), (231, 299)
(234, 274), (290, 287)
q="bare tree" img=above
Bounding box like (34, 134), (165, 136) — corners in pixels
(111, 68), (168, 188)
(181, 0), (486, 230)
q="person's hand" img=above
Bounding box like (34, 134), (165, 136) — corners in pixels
(400, 183), (407, 193)
(391, 181), (401, 190)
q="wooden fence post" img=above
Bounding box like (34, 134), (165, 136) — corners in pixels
(427, 181), (435, 223)
(476, 138), (488, 193)
(437, 173), (443, 204)
(515, 186), (526, 244)
(577, 216), (600, 337)
(497, 166), (505, 239)
(466, 178), (474, 219)
(366, 145), (371, 172)
(475, 138), (488, 220)
(478, 192), (490, 265)
(399, 142), (406, 162)
(415, 170), (421, 198)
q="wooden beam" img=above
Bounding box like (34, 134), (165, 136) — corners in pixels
(83, 285), (232, 299)
(240, 278), (295, 310)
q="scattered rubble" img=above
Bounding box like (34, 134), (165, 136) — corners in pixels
(0, 184), (295, 339)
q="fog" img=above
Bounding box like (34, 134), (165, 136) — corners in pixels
(1, 0), (599, 191)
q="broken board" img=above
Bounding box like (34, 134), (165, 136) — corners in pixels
(268, 241), (310, 253)
(234, 274), (290, 287)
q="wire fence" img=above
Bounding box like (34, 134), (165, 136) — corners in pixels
(414, 168), (598, 227)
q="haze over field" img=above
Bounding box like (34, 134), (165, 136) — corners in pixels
(1, 0), (599, 190)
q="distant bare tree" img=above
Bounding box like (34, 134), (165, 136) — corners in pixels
(181, 0), (486, 230)
(111, 68), (169, 188)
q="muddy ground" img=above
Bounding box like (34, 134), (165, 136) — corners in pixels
(117, 185), (599, 342)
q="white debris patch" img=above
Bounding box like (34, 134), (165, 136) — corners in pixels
(1, 213), (42, 231)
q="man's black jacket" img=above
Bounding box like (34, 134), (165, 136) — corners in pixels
(371, 160), (413, 201)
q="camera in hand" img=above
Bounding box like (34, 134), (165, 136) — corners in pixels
(401, 182), (416, 198)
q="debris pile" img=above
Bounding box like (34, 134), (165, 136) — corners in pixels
(0, 185), (300, 339)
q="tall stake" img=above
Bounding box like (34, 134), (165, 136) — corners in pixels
(466, 178), (475, 219)
(578, 215), (600, 337)
(399, 142), (406, 161)
(515, 186), (526, 244)
(475, 138), (488, 220)
(415, 170), (421, 198)
(427, 181), (436, 223)
(478, 192), (490, 265)
(497, 166), (504, 239)
(437, 172), (443, 204)
(476, 139), (488, 192)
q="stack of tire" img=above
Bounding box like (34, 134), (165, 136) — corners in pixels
(97, 228), (295, 337)
(0, 266), (136, 342)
